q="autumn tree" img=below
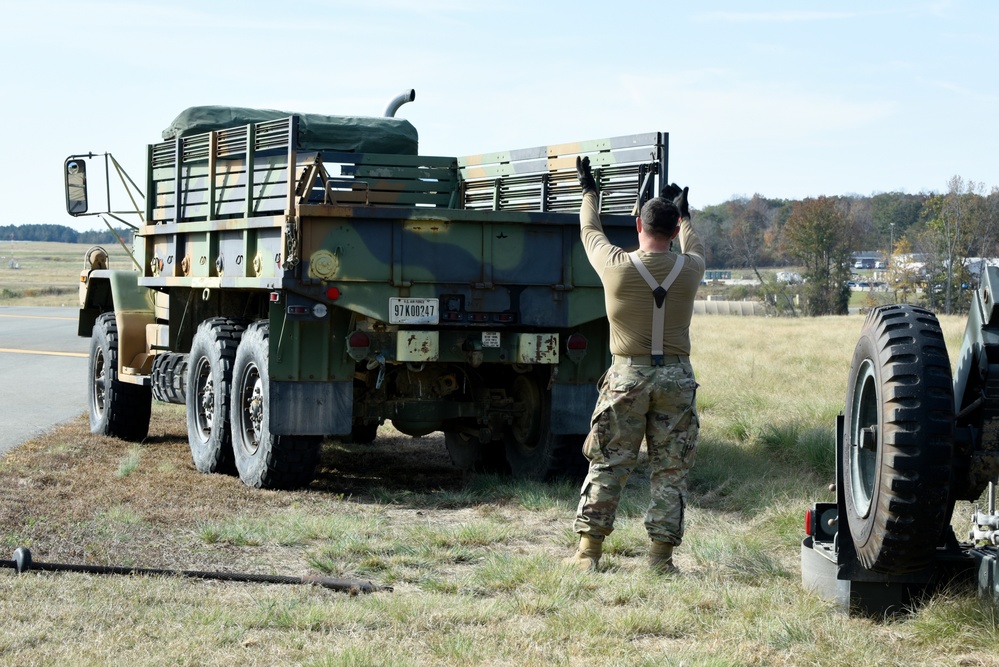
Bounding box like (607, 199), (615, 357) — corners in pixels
(781, 196), (855, 316)
(886, 236), (923, 303)
(871, 192), (926, 254)
(913, 177), (995, 314)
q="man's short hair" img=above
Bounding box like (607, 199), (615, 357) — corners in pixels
(639, 197), (680, 238)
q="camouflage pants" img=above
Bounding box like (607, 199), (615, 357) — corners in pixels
(573, 361), (699, 545)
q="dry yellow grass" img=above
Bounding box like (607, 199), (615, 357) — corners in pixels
(0, 240), (134, 306)
(2, 311), (996, 666)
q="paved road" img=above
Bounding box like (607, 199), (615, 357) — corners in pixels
(0, 306), (90, 455)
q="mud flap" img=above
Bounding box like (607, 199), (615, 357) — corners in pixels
(550, 383), (597, 435)
(270, 380), (352, 436)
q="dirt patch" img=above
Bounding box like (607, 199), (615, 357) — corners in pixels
(0, 405), (565, 581)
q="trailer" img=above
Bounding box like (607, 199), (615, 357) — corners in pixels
(801, 272), (999, 614)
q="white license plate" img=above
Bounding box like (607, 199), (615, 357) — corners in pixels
(389, 297), (439, 324)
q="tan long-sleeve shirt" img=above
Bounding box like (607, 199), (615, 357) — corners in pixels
(580, 192), (706, 357)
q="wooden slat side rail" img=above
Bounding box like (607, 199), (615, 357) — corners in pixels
(294, 151), (459, 209)
(458, 132), (666, 215)
(148, 118), (299, 224)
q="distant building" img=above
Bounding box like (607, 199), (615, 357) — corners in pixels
(851, 251), (886, 270)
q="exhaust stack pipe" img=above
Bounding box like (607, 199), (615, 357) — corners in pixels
(384, 89), (416, 117)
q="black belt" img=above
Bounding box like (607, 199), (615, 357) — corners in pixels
(613, 355), (688, 367)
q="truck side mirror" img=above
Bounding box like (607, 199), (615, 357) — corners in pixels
(65, 158), (88, 215)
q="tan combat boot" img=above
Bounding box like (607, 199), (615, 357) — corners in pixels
(564, 534), (603, 571)
(649, 541), (677, 574)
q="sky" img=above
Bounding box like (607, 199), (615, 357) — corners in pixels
(2, 0), (997, 231)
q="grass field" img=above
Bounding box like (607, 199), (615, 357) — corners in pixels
(0, 244), (999, 667)
(0, 240), (134, 306)
(3, 308), (997, 666)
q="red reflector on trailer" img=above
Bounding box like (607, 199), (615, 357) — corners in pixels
(287, 306), (309, 315)
(804, 509), (813, 536)
(327, 287), (341, 301)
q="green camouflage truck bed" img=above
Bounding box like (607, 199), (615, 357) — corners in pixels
(66, 105), (668, 489)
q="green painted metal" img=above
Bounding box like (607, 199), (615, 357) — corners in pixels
(111, 111), (669, 442)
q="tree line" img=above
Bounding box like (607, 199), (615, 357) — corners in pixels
(0, 224), (132, 246)
(695, 177), (999, 316)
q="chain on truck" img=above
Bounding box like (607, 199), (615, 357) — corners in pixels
(64, 90), (669, 490)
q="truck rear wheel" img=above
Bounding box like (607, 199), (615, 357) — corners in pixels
(842, 304), (954, 574)
(186, 318), (245, 474)
(88, 313), (151, 441)
(231, 322), (322, 489)
(444, 430), (508, 474)
(504, 374), (585, 480)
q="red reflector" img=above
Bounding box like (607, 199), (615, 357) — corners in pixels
(326, 287), (341, 301)
(567, 333), (587, 350)
(804, 509), (813, 536)
(348, 331), (370, 348)
(287, 306), (308, 315)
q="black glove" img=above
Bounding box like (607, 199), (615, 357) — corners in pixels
(660, 182), (682, 200)
(674, 186), (690, 219)
(576, 156), (596, 195)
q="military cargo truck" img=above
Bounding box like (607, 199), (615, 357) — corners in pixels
(64, 92), (668, 489)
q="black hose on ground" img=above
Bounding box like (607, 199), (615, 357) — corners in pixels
(1, 547), (391, 594)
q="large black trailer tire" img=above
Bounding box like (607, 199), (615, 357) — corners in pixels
(186, 318), (245, 474)
(231, 322), (321, 489)
(88, 313), (151, 441)
(842, 304), (955, 574)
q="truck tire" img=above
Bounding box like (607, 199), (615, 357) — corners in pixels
(186, 318), (245, 474)
(88, 312), (151, 441)
(550, 433), (589, 480)
(842, 304), (954, 574)
(444, 430), (508, 474)
(231, 322), (322, 489)
(151, 352), (188, 405)
(349, 421), (379, 445)
(504, 374), (585, 480)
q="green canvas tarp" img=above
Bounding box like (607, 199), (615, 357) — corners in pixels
(161, 106), (419, 155)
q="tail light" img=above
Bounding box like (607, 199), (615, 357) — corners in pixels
(347, 330), (370, 361)
(566, 333), (587, 363)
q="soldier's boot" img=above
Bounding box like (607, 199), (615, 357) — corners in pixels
(563, 534), (603, 571)
(649, 541), (677, 574)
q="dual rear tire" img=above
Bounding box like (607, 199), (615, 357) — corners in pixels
(230, 323), (321, 489)
(185, 319), (320, 489)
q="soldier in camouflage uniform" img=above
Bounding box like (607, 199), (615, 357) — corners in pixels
(566, 157), (705, 573)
